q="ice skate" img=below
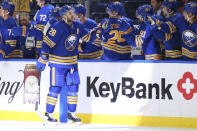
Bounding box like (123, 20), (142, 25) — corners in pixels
(67, 112), (81, 125)
(45, 112), (57, 122)
(43, 112), (58, 126)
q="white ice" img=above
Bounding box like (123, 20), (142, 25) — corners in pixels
(0, 120), (197, 131)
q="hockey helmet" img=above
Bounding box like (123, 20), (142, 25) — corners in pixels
(59, 5), (72, 17)
(162, 0), (179, 12)
(136, 5), (154, 17)
(73, 4), (86, 16)
(2, 1), (15, 16)
(106, 2), (123, 15)
(49, 7), (60, 18)
(183, 2), (197, 15)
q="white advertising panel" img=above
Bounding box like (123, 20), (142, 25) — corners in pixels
(0, 60), (197, 124)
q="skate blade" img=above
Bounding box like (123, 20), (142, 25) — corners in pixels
(43, 121), (58, 127)
(67, 120), (82, 126)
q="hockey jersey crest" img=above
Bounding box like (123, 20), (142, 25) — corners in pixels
(182, 30), (196, 47)
(65, 34), (77, 51)
(42, 20), (89, 68)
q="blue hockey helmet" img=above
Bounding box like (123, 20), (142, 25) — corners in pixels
(2, 1), (15, 16)
(183, 2), (197, 15)
(73, 4), (86, 16)
(59, 5), (72, 17)
(136, 5), (154, 17)
(49, 7), (60, 18)
(162, 0), (179, 12)
(106, 2), (123, 15)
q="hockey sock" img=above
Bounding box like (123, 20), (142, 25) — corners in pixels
(67, 92), (78, 112)
(67, 85), (79, 112)
(46, 86), (61, 113)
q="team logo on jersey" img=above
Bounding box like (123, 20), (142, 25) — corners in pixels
(182, 30), (197, 47)
(65, 34), (77, 51)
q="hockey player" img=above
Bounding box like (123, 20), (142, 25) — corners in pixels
(132, 5), (162, 60)
(73, 4), (102, 60)
(0, 1), (23, 59)
(94, 2), (133, 60)
(0, 1), (17, 31)
(34, 0), (54, 56)
(147, 2), (197, 60)
(152, 0), (182, 60)
(36, 5), (92, 123)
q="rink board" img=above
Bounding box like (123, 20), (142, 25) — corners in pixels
(0, 60), (197, 128)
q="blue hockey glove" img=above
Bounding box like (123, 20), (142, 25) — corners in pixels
(0, 53), (4, 61)
(0, 50), (5, 61)
(36, 54), (48, 71)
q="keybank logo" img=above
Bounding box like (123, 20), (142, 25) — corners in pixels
(87, 76), (173, 102)
(177, 72), (197, 100)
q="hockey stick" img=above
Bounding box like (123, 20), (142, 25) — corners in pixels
(35, 70), (48, 121)
(35, 101), (48, 121)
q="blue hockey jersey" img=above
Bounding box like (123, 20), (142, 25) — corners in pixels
(0, 16), (20, 58)
(96, 18), (133, 60)
(34, 4), (54, 54)
(42, 20), (89, 68)
(78, 18), (102, 60)
(133, 23), (162, 60)
(160, 14), (197, 60)
(0, 16), (17, 31)
(0, 29), (20, 58)
(153, 13), (182, 60)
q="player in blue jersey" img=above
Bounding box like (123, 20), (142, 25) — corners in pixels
(0, 1), (23, 59)
(147, 2), (197, 60)
(0, 28), (21, 59)
(0, 1), (17, 31)
(34, 0), (54, 56)
(36, 5), (92, 123)
(152, 0), (182, 60)
(94, 2), (133, 60)
(73, 4), (102, 60)
(132, 5), (162, 60)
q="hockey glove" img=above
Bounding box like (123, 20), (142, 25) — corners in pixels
(0, 53), (4, 61)
(0, 50), (5, 61)
(146, 16), (162, 26)
(36, 54), (48, 71)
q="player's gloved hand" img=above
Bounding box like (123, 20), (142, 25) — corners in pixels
(0, 53), (4, 61)
(102, 20), (108, 30)
(146, 15), (162, 26)
(36, 53), (48, 71)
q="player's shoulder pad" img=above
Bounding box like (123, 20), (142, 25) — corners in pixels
(86, 18), (97, 25)
(118, 18), (132, 32)
(50, 20), (63, 31)
(98, 18), (109, 29)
